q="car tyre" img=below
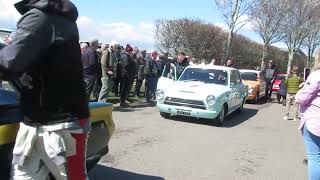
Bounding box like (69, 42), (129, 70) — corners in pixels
(214, 105), (225, 126)
(160, 112), (171, 119)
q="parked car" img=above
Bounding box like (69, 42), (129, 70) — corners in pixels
(0, 29), (12, 43)
(156, 65), (248, 126)
(239, 70), (267, 103)
(0, 81), (115, 179)
(272, 73), (287, 93)
(0, 42), (5, 49)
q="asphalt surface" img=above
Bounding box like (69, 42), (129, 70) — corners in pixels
(89, 100), (307, 180)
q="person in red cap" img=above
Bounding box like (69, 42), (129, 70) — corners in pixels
(119, 44), (134, 107)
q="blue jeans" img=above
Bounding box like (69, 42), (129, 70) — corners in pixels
(145, 76), (157, 101)
(303, 125), (320, 180)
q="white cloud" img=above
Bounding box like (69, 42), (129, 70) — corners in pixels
(0, 1), (155, 50)
(77, 16), (155, 49)
(0, 0), (21, 30)
(215, 22), (229, 31)
(237, 15), (253, 31)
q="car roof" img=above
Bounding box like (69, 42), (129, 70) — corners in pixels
(186, 65), (236, 71)
(239, 69), (260, 73)
(276, 73), (287, 76)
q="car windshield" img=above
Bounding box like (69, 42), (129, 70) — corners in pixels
(0, 81), (19, 106)
(179, 68), (228, 86)
(0, 42), (5, 49)
(240, 72), (258, 81)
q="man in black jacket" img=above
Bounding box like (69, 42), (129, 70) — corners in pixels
(0, 0), (90, 179)
(119, 44), (134, 107)
(82, 39), (100, 100)
(174, 51), (190, 78)
(144, 51), (159, 103)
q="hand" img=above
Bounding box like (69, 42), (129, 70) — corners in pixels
(107, 71), (113, 76)
(19, 73), (33, 89)
(299, 82), (305, 88)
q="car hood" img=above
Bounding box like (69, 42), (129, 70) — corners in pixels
(165, 81), (228, 99)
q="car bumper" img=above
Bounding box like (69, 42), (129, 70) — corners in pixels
(0, 143), (14, 179)
(246, 94), (256, 100)
(157, 104), (219, 119)
(86, 146), (109, 171)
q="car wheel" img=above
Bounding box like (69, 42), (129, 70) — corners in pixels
(160, 112), (171, 119)
(253, 92), (259, 104)
(214, 105), (225, 126)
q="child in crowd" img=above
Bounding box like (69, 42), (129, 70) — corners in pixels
(277, 78), (287, 106)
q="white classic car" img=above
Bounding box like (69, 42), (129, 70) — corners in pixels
(156, 65), (248, 125)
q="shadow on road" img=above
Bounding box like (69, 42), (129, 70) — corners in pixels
(113, 102), (156, 112)
(113, 107), (138, 112)
(222, 108), (258, 128)
(166, 108), (258, 128)
(89, 165), (165, 180)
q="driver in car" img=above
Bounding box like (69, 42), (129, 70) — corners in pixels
(0, 0), (90, 179)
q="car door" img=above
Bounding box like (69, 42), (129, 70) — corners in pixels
(229, 71), (238, 111)
(234, 70), (247, 106)
(157, 65), (177, 91)
(232, 70), (243, 107)
(259, 72), (267, 97)
(0, 81), (22, 124)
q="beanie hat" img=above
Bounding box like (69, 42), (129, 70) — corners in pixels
(125, 44), (133, 52)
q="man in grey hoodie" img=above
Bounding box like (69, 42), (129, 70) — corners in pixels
(0, 0), (90, 179)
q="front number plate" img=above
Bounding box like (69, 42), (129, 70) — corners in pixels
(177, 111), (191, 116)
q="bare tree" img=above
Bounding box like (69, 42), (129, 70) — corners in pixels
(214, 0), (254, 60)
(251, 0), (284, 70)
(155, 19), (224, 59)
(303, 13), (320, 67)
(280, 0), (318, 74)
(155, 19), (184, 55)
(154, 18), (293, 72)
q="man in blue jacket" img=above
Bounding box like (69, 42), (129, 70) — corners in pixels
(82, 39), (100, 100)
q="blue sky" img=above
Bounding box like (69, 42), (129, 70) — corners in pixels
(74, 0), (219, 24)
(0, 0), (286, 50)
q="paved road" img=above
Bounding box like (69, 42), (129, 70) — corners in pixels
(89, 101), (307, 180)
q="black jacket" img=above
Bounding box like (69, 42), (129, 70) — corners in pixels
(120, 53), (135, 79)
(137, 58), (145, 80)
(175, 58), (189, 77)
(82, 47), (99, 78)
(144, 58), (158, 77)
(0, 0), (89, 125)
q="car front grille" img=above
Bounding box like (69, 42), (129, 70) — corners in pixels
(164, 97), (206, 110)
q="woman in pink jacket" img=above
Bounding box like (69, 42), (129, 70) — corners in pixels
(296, 50), (320, 180)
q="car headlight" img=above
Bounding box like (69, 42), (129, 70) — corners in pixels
(156, 89), (165, 100)
(206, 95), (216, 106)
